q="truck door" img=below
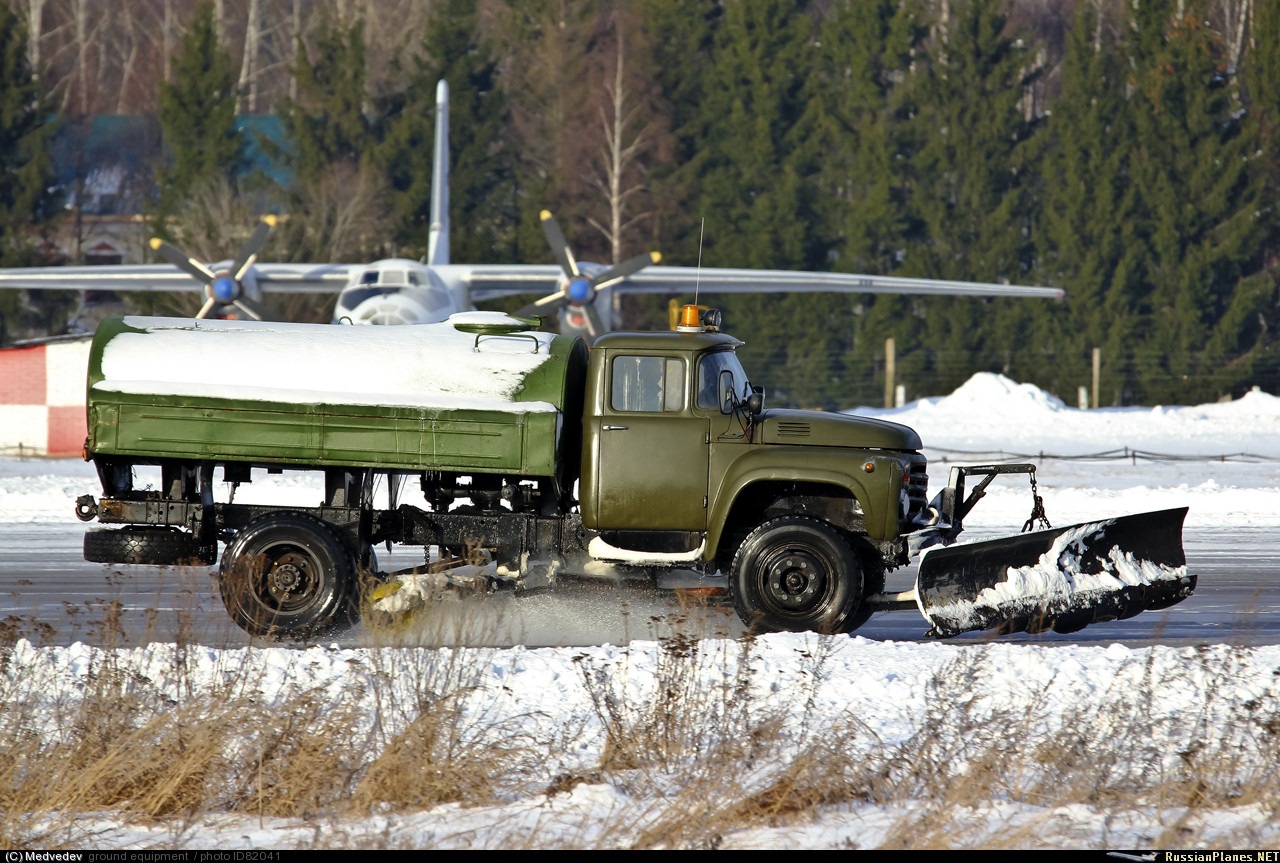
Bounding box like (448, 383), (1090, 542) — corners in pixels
(593, 353), (710, 530)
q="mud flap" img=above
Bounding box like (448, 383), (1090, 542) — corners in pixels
(916, 507), (1194, 638)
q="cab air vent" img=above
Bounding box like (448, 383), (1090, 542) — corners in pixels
(776, 421), (810, 437)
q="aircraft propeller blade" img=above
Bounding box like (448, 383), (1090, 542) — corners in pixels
(232, 296), (270, 321)
(524, 210), (660, 338)
(514, 291), (571, 318)
(582, 300), (606, 340)
(231, 217), (275, 281)
(540, 210), (580, 278)
(148, 219), (279, 320)
(592, 252), (662, 291)
(150, 239), (217, 284)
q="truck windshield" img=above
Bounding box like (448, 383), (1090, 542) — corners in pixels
(697, 350), (749, 411)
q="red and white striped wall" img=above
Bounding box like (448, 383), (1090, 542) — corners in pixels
(0, 335), (92, 457)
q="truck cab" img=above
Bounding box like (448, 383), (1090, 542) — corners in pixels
(579, 329), (745, 547)
(578, 314), (931, 580)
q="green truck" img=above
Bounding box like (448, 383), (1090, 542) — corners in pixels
(74, 309), (1194, 641)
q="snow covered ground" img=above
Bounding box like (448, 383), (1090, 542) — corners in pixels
(2, 372), (1279, 850)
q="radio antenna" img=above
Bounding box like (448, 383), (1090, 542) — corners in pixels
(694, 217), (705, 307)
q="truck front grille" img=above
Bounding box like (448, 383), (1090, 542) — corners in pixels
(907, 462), (929, 518)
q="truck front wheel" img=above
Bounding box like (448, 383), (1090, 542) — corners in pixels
(730, 516), (864, 635)
(218, 512), (358, 641)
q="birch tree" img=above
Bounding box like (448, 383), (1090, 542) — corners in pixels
(585, 11), (665, 266)
(236, 0), (259, 111)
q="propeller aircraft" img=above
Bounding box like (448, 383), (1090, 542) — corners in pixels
(0, 81), (1064, 343)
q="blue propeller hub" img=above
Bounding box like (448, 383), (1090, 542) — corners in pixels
(567, 276), (593, 303)
(212, 274), (238, 302)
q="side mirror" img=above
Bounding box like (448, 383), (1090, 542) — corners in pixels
(745, 385), (765, 416)
(718, 369), (735, 414)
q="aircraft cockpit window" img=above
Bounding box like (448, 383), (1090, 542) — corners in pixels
(408, 271), (424, 286)
(384, 270), (407, 285)
(340, 287), (395, 306)
(359, 270), (378, 285)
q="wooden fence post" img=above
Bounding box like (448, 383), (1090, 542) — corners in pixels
(884, 337), (895, 409)
(1091, 347), (1101, 409)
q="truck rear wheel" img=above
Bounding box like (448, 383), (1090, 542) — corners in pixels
(730, 516), (864, 635)
(218, 512), (358, 641)
(85, 526), (216, 567)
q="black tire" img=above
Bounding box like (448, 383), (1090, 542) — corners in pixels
(842, 551), (885, 634)
(84, 526), (217, 566)
(354, 543), (390, 617)
(218, 512), (359, 641)
(729, 516), (864, 635)
(356, 544), (380, 576)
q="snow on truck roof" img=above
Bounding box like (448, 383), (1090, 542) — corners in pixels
(94, 312), (562, 412)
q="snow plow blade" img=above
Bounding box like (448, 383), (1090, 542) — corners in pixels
(916, 507), (1193, 638)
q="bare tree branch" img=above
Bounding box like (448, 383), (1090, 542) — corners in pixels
(236, 0), (260, 112)
(1210, 0), (1251, 73)
(586, 27), (652, 264)
(24, 0), (48, 74)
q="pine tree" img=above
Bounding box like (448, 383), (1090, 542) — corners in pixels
(800, 0), (929, 406)
(379, 0), (515, 264)
(1244, 0), (1280, 168)
(0, 3), (63, 342)
(800, 0), (918, 276)
(637, 0), (721, 263)
(903, 0), (1039, 284)
(1033, 1), (1141, 404)
(154, 0), (244, 232)
(696, 0), (815, 271)
(280, 13), (377, 187)
(892, 0), (1046, 397)
(1127, 1), (1268, 402)
(1239, 0), (1280, 397)
(670, 0), (827, 406)
(275, 12), (391, 263)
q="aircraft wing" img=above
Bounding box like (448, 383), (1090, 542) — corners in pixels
(461, 264), (1064, 301)
(459, 265), (566, 302)
(612, 266), (1064, 299)
(0, 262), (351, 294)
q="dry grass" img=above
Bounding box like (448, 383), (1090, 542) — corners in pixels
(0, 585), (1278, 850)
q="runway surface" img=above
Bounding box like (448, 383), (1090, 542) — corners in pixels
(2, 520), (1275, 649)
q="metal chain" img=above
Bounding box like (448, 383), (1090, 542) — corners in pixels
(1023, 472), (1052, 533)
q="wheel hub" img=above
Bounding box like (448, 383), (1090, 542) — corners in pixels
(766, 552), (823, 608)
(266, 555), (312, 602)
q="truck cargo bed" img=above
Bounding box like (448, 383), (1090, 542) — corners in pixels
(85, 314), (589, 476)
(88, 392), (563, 473)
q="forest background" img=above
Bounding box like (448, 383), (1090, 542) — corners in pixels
(0, 0), (1277, 410)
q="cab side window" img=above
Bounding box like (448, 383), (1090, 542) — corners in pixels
(611, 356), (685, 412)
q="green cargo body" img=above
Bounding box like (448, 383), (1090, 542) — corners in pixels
(86, 395), (566, 474)
(85, 315), (589, 475)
